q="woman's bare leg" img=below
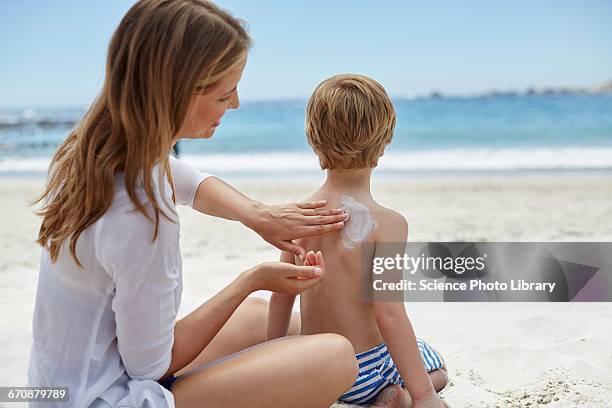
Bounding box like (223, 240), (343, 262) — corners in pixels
(172, 333), (358, 408)
(175, 297), (300, 376)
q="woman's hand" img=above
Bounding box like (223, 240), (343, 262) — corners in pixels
(247, 201), (348, 259)
(243, 251), (326, 295)
(192, 177), (347, 258)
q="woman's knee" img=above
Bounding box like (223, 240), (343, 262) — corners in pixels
(234, 296), (268, 331)
(240, 296), (269, 311)
(310, 334), (358, 390)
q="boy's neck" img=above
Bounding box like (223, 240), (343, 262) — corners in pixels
(322, 168), (373, 196)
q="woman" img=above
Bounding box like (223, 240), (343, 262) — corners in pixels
(29, 1), (358, 407)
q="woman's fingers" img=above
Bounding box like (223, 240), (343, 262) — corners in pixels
(298, 222), (345, 237)
(254, 254), (326, 294)
(301, 208), (345, 216)
(285, 264), (323, 279)
(253, 202), (346, 245)
(291, 275), (324, 292)
(304, 213), (349, 226)
(296, 200), (328, 210)
(275, 239), (306, 260)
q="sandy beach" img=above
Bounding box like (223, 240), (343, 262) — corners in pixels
(1, 174), (611, 407)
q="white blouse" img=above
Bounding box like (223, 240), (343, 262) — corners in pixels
(28, 156), (212, 407)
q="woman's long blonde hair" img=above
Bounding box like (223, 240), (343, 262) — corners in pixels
(34, 0), (251, 266)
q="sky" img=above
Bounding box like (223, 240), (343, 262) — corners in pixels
(0, 0), (611, 108)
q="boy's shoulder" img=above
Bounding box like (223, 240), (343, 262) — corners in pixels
(300, 188), (408, 241)
(371, 203), (408, 242)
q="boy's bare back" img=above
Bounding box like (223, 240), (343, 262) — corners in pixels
(270, 74), (447, 406)
(291, 186), (408, 354)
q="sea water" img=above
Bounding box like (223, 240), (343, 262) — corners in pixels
(1, 94), (611, 176)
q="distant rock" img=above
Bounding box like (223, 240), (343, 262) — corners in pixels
(416, 80), (612, 100)
(514, 81), (612, 97)
(591, 81), (612, 93)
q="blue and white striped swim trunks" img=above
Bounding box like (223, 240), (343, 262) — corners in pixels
(338, 339), (444, 405)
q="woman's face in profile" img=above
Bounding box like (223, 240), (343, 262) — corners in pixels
(177, 57), (247, 140)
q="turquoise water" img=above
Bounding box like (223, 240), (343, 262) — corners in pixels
(185, 94), (612, 153)
(1, 94), (611, 175)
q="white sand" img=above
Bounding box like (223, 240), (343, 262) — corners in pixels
(1, 174), (611, 407)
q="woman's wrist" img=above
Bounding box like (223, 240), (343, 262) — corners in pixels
(237, 264), (262, 294)
(237, 199), (265, 231)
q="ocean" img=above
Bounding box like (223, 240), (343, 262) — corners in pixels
(1, 94), (611, 177)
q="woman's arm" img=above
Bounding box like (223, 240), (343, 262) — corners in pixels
(190, 176), (258, 222)
(161, 259), (325, 380)
(162, 269), (252, 379)
(191, 176), (348, 257)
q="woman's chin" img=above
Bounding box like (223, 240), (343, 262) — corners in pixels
(201, 128), (215, 139)
(177, 127), (216, 140)
(192, 129), (215, 139)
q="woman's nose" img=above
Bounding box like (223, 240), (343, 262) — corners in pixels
(229, 92), (240, 109)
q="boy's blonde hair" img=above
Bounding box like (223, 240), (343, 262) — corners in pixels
(306, 74), (396, 169)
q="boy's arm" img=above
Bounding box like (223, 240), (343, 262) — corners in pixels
(373, 213), (439, 403)
(267, 250), (297, 340)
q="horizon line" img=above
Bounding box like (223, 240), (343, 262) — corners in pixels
(1, 80), (611, 111)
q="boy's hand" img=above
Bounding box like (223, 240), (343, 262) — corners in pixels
(300, 251), (323, 276)
(413, 392), (449, 408)
(302, 250), (319, 266)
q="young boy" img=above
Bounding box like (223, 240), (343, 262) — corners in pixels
(267, 75), (448, 408)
